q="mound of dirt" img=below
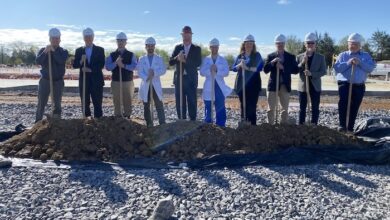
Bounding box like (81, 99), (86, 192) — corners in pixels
(0, 118), (369, 162)
(154, 123), (368, 161)
(0, 117), (149, 161)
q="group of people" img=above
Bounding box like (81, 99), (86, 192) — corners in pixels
(35, 26), (376, 132)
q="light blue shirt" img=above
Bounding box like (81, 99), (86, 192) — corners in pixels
(334, 50), (376, 84)
(105, 50), (138, 71)
(147, 55), (154, 67)
(85, 46), (93, 63)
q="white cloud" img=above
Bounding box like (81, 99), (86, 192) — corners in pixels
(46, 24), (81, 29)
(277, 0), (291, 5)
(0, 28), (273, 56)
(143, 10), (151, 14)
(228, 37), (241, 41)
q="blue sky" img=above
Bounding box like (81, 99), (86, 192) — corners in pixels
(0, 0), (389, 55)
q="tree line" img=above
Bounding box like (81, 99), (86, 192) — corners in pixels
(1, 30), (390, 68)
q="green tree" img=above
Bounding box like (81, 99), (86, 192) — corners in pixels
(369, 30), (390, 61)
(224, 54), (235, 69)
(285, 35), (303, 55)
(335, 36), (349, 55)
(317, 32), (336, 67)
(200, 44), (211, 59)
(155, 48), (170, 67)
(7, 42), (38, 66)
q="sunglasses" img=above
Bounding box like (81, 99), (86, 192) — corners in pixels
(306, 42), (315, 45)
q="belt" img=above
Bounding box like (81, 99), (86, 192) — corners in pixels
(337, 81), (365, 86)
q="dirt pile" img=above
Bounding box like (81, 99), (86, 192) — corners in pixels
(156, 123), (368, 161)
(0, 117), (149, 161)
(0, 118), (369, 162)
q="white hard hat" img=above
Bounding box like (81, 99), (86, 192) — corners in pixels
(209, 38), (220, 47)
(116, 32), (127, 40)
(274, 34), (286, 43)
(145, 37), (156, 45)
(348, 33), (363, 43)
(244, 34), (255, 42)
(48, 28), (61, 38)
(304, 32), (317, 42)
(83, 27), (94, 37)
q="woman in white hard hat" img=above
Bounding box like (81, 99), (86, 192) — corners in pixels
(200, 38), (232, 127)
(232, 34), (264, 125)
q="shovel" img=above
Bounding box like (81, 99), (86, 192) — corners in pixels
(118, 56), (124, 118)
(149, 78), (154, 126)
(179, 58), (184, 120)
(210, 60), (216, 124)
(304, 55), (312, 125)
(82, 55), (87, 118)
(238, 55), (251, 127)
(48, 50), (55, 118)
(275, 64), (280, 124)
(346, 64), (355, 132)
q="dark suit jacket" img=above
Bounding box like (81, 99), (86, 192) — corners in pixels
(263, 51), (299, 92)
(73, 44), (105, 87)
(296, 52), (327, 92)
(169, 43), (202, 88)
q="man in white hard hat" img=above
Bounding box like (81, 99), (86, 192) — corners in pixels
(136, 37), (167, 127)
(334, 33), (375, 132)
(200, 38), (232, 126)
(35, 28), (69, 122)
(296, 32), (327, 125)
(105, 32), (138, 118)
(264, 34), (299, 124)
(169, 26), (202, 121)
(72, 27), (105, 118)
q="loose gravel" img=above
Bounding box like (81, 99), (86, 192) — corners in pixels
(0, 95), (389, 219)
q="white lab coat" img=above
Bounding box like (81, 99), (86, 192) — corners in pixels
(200, 55), (232, 101)
(136, 54), (167, 102)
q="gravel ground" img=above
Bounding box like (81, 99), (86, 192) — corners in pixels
(1, 165), (390, 219)
(0, 95), (389, 131)
(1, 95), (390, 219)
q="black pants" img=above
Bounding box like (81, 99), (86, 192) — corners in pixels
(175, 77), (197, 120)
(238, 88), (260, 125)
(338, 82), (365, 131)
(298, 81), (321, 124)
(79, 77), (103, 118)
(143, 87), (166, 126)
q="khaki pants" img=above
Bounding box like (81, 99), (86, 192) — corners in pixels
(267, 85), (290, 124)
(111, 80), (134, 117)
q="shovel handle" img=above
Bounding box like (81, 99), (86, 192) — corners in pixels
(48, 50), (55, 117)
(346, 64), (355, 129)
(119, 60), (124, 118)
(305, 58), (312, 124)
(275, 65), (280, 124)
(179, 61), (183, 120)
(82, 58), (87, 118)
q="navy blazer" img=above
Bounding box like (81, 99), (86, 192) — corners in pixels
(73, 44), (105, 86)
(263, 51), (299, 92)
(169, 43), (202, 87)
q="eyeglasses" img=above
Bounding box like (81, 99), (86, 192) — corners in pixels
(306, 42), (315, 45)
